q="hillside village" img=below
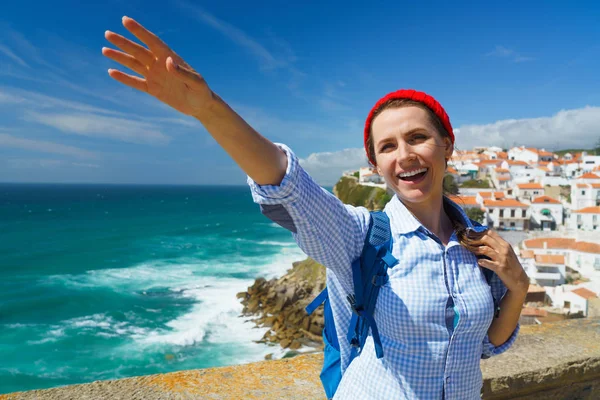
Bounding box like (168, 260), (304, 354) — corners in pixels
(348, 146), (600, 325)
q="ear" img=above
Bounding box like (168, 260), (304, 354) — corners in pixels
(444, 137), (454, 162)
(376, 165), (382, 176)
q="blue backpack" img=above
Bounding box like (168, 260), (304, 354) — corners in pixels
(305, 211), (398, 399)
(305, 212), (499, 399)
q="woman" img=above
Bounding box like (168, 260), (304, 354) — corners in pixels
(103, 17), (529, 399)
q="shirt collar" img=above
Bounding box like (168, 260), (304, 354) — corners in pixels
(383, 194), (485, 236)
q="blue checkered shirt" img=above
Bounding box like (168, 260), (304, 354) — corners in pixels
(247, 144), (519, 399)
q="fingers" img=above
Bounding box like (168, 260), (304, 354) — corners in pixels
(105, 30), (155, 67)
(167, 57), (207, 90)
(472, 245), (498, 260)
(122, 16), (170, 57)
(107, 69), (148, 93)
(102, 47), (148, 77)
(477, 258), (496, 271)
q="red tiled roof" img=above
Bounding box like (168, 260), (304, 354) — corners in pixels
(571, 242), (600, 255)
(447, 195), (479, 206)
(518, 183), (543, 189)
(484, 199), (529, 207)
(506, 160), (529, 166)
(532, 195), (561, 204)
(572, 206), (600, 214)
(523, 238), (576, 250)
(571, 288), (598, 300)
(520, 250), (535, 258)
(521, 307), (548, 317)
(534, 254), (565, 265)
(579, 172), (600, 180)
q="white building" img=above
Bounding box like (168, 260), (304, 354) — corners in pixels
(581, 155), (600, 173)
(530, 195), (564, 230)
(515, 183), (544, 201)
(531, 254), (566, 287)
(570, 206), (600, 231)
(484, 199), (530, 230)
(507, 147), (554, 164)
(570, 241), (600, 278)
(556, 287), (598, 317)
(571, 183), (600, 209)
(522, 238), (576, 260)
(359, 167), (384, 184)
(490, 168), (511, 190)
(576, 172), (600, 184)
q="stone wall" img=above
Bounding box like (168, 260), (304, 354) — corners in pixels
(3, 318), (599, 399)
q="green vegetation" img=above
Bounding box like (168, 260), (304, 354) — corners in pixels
(443, 175), (459, 195)
(334, 176), (391, 210)
(460, 179), (491, 188)
(353, 171), (360, 179)
(465, 208), (485, 224)
(554, 146), (598, 156)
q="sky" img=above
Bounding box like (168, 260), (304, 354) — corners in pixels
(1, 1), (600, 185)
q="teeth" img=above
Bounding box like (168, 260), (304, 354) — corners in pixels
(398, 168), (427, 178)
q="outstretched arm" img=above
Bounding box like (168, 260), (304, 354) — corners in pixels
(103, 16), (287, 186)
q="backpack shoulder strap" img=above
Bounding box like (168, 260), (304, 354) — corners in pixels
(482, 267), (501, 319)
(346, 211), (397, 359)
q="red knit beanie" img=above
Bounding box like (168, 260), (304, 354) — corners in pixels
(363, 89), (454, 165)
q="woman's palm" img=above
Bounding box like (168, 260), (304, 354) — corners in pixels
(103, 17), (212, 117)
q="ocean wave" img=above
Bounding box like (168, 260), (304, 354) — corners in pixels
(37, 245), (306, 363)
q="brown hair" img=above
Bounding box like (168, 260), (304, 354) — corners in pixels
(366, 99), (487, 248)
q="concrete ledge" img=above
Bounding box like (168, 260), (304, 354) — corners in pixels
(3, 319), (600, 399)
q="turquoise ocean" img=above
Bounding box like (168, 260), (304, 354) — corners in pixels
(0, 183), (312, 394)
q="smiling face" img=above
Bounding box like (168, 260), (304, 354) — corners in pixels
(370, 105), (453, 209)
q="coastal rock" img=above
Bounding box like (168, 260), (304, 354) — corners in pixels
(238, 257), (327, 350)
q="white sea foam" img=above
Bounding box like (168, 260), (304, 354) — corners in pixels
(41, 238), (307, 363)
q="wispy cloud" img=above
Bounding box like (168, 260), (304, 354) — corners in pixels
(1, 86), (175, 145)
(299, 148), (368, 185)
(455, 106), (600, 150)
(486, 45), (534, 63)
(319, 81), (351, 112)
(179, 2), (295, 71)
(0, 132), (98, 159)
(6, 158), (100, 169)
(24, 111), (171, 145)
(0, 44), (30, 68)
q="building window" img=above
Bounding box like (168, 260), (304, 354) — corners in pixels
(511, 209), (515, 217)
(499, 209), (504, 217)
(577, 215), (582, 223)
(594, 215), (598, 223)
(582, 191), (586, 195)
(510, 222), (515, 227)
(522, 209), (527, 217)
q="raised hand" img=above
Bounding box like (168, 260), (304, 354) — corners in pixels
(103, 16), (214, 118)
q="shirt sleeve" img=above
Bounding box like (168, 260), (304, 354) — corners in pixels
(247, 143), (371, 294)
(481, 273), (520, 358)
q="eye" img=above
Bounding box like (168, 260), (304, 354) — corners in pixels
(409, 133), (428, 143)
(379, 143), (395, 152)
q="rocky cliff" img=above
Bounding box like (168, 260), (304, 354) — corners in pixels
(237, 258), (326, 354)
(332, 176), (390, 210)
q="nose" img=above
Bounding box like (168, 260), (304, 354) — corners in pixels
(395, 141), (415, 164)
